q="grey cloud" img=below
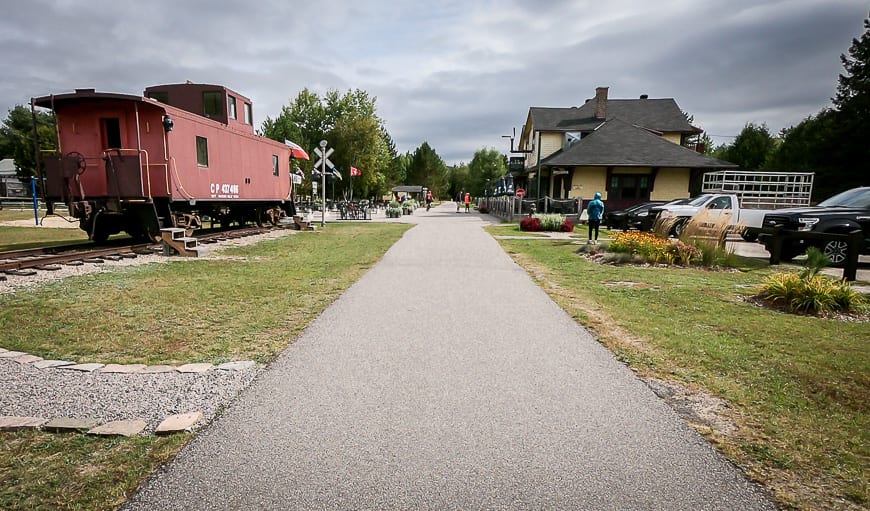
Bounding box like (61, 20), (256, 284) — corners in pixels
(1, 0), (867, 164)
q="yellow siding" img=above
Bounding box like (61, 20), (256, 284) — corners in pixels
(651, 168), (690, 200)
(523, 132), (566, 166)
(662, 132), (682, 144)
(567, 167), (608, 200)
(540, 133), (562, 159)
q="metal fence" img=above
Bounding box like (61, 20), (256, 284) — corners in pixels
(481, 196), (582, 222)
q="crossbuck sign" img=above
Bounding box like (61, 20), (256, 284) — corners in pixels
(313, 141), (333, 227)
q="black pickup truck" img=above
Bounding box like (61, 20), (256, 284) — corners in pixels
(758, 187), (870, 264)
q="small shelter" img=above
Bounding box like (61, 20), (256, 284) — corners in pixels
(391, 185), (424, 201)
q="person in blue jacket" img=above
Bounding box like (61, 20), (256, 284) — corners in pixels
(586, 192), (605, 244)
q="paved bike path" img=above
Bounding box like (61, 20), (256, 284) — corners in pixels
(125, 204), (775, 510)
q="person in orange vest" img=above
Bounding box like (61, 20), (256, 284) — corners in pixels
(464, 192), (471, 213)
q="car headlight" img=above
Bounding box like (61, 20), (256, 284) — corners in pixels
(798, 217), (819, 231)
(636, 212), (648, 217)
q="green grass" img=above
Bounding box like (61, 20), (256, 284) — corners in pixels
(491, 233), (869, 511)
(0, 223), (411, 511)
(0, 431), (188, 511)
(0, 225), (90, 251)
(0, 208), (92, 250)
(0, 223), (411, 365)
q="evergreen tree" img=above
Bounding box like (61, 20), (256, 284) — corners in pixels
(467, 147), (507, 197)
(719, 123), (776, 171)
(0, 105), (56, 180)
(406, 142), (448, 197)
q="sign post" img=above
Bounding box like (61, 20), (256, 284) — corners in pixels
(313, 141), (334, 227)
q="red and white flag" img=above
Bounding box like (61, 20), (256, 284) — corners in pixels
(350, 166), (361, 177)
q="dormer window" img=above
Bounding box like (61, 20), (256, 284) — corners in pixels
(564, 131), (583, 150)
(203, 91), (223, 118)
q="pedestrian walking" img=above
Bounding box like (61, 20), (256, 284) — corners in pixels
(587, 192), (604, 244)
(464, 192), (471, 213)
(456, 190), (463, 212)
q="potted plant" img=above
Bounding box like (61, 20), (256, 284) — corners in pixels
(386, 200), (402, 218)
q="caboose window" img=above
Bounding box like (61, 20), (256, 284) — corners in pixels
(196, 136), (209, 167)
(244, 103), (252, 125)
(228, 96), (237, 120)
(101, 118), (122, 149)
(203, 91), (222, 118)
(148, 91), (169, 104)
(272, 155), (279, 176)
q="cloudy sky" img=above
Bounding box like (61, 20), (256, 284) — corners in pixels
(1, 0), (866, 165)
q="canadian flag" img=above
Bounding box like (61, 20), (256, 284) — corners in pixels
(350, 166), (361, 177)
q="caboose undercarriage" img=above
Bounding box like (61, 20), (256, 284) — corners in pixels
(62, 196), (294, 242)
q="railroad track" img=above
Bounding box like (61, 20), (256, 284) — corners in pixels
(0, 225), (286, 280)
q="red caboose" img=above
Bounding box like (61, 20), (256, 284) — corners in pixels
(33, 83), (297, 241)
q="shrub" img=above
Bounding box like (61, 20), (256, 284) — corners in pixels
(520, 216), (543, 232)
(757, 272), (868, 314)
(559, 219), (575, 232)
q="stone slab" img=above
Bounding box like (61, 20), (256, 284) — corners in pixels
(155, 412), (204, 435)
(100, 364), (147, 374)
(60, 363), (105, 372)
(176, 363), (214, 374)
(42, 417), (100, 432)
(32, 359), (75, 369)
(216, 360), (256, 371)
(13, 354), (44, 364)
(88, 419), (147, 437)
(0, 416), (48, 430)
(140, 365), (177, 374)
(0, 351), (26, 359)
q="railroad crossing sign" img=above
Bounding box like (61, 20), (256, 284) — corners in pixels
(315, 140), (332, 227)
(313, 147), (334, 171)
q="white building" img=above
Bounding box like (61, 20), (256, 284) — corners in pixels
(0, 159), (28, 197)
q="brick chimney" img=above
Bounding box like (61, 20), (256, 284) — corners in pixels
(594, 87), (608, 119)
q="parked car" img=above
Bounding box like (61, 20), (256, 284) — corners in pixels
(644, 198), (691, 231)
(605, 201), (665, 230)
(758, 187), (870, 265)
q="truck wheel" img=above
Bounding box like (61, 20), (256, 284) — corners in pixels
(822, 240), (849, 266)
(741, 232), (759, 242)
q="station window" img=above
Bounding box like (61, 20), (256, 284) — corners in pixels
(244, 103), (252, 125)
(609, 174), (649, 200)
(228, 96), (237, 120)
(203, 91), (223, 118)
(196, 136), (209, 167)
(272, 155), (279, 176)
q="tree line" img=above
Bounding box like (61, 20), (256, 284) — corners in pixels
(710, 14), (869, 200)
